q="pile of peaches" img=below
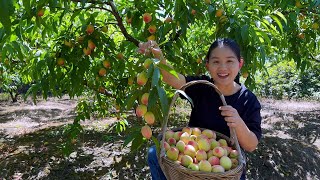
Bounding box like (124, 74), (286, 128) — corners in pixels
(163, 127), (239, 172)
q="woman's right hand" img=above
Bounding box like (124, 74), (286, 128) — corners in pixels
(138, 40), (164, 60)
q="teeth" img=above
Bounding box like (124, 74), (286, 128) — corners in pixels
(218, 73), (228, 76)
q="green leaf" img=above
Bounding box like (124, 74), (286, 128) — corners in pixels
(23, 0), (31, 16)
(270, 15), (283, 33)
(151, 67), (160, 87)
(125, 90), (140, 110)
(157, 86), (169, 117)
(157, 63), (179, 78)
(152, 136), (160, 154)
(241, 25), (249, 44)
(122, 130), (139, 149)
(131, 131), (144, 152)
(148, 87), (158, 109)
(0, 0), (13, 34)
(274, 11), (287, 24)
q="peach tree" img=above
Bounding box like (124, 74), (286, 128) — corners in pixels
(0, 0), (319, 154)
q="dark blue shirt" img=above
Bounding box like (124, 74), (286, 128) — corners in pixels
(184, 75), (262, 140)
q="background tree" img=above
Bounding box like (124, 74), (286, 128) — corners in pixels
(0, 0), (319, 153)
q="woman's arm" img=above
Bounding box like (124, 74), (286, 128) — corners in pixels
(219, 105), (259, 152)
(138, 41), (186, 89)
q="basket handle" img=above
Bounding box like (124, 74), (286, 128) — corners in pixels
(160, 80), (245, 166)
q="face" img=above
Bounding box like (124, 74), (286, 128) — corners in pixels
(206, 46), (242, 87)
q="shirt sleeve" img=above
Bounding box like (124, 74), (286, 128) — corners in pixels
(243, 94), (262, 140)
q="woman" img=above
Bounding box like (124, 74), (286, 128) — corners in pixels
(140, 38), (262, 180)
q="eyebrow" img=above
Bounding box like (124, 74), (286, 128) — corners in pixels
(210, 56), (237, 59)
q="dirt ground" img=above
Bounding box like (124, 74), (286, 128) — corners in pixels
(0, 96), (319, 180)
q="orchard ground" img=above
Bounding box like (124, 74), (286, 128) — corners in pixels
(0, 95), (319, 180)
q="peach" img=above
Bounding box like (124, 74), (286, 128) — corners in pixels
(229, 149), (239, 159)
(148, 25), (157, 34)
(212, 165), (225, 172)
(178, 153), (183, 162)
(192, 128), (202, 136)
(57, 58), (65, 66)
(210, 139), (220, 149)
(231, 158), (239, 169)
(191, 9), (196, 15)
(182, 127), (192, 135)
(86, 24), (94, 35)
(215, 9), (224, 17)
(165, 130), (175, 141)
(64, 40), (72, 47)
(137, 72), (148, 86)
(136, 104), (147, 117)
(173, 131), (183, 141)
(212, 147), (225, 158)
(88, 40), (96, 50)
(208, 156), (220, 166)
(143, 13), (152, 23)
(141, 93), (149, 105)
(190, 135), (197, 141)
(188, 163), (199, 171)
(103, 60), (111, 68)
(198, 138), (211, 152)
(207, 150), (214, 159)
(116, 53), (124, 60)
(198, 160), (211, 172)
(202, 129), (215, 139)
(187, 140), (199, 151)
(144, 112), (155, 125)
(222, 146), (231, 156)
(141, 125), (152, 139)
(220, 156), (232, 170)
(98, 68), (107, 76)
(196, 150), (207, 161)
(83, 47), (91, 56)
(37, 9), (44, 17)
(101, 26), (108, 32)
(126, 16), (132, 24)
(204, 0), (211, 5)
(143, 59), (153, 69)
(147, 35), (156, 41)
(166, 147), (179, 161)
(163, 141), (170, 151)
(176, 140), (186, 153)
(181, 155), (193, 167)
(197, 134), (209, 142)
(167, 137), (176, 146)
(218, 139), (228, 147)
(184, 145), (196, 158)
(128, 77), (134, 85)
(180, 132), (191, 144)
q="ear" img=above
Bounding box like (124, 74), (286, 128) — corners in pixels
(239, 58), (244, 68)
(205, 61), (209, 70)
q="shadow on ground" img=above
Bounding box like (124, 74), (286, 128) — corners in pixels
(0, 101), (319, 179)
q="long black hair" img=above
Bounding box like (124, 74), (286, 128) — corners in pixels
(205, 38), (241, 84)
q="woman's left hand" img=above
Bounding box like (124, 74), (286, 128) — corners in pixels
(219, 105), (244, 128)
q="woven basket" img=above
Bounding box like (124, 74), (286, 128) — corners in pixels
(157, 80), (246, 180)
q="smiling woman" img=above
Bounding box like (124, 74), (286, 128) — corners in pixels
(139, 38), (262, 180)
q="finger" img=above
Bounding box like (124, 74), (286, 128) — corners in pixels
(224, 116), (236, 122)
(220, 110), (234, 117)
(219, 105), (233, 111)
(227, 122), (236, 128)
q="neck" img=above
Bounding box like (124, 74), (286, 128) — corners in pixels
(215, 82), (240, 96)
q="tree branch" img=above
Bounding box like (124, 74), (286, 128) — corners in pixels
(106, 1), (140, 47)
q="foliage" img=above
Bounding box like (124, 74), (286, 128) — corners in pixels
(0, 0), (319, 154)
(255, 60), (320, 100)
